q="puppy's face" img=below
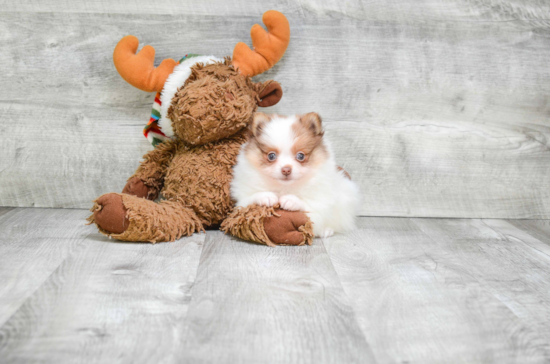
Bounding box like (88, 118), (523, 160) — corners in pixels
(244, 112), (328, 184)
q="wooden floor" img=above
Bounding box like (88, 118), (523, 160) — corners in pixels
(0, 207), (549, 363)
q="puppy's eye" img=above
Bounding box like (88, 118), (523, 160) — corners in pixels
(267, 152), (277, 161)
(296, 152), (306, 162)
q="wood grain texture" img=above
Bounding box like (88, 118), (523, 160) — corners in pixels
(2, 210), (550, 362)
(506, 219), (550, 246)
(412, 218), (550, 362)
(323, 217), (550, 363)
(0, 209), (205, 363)
(0, 207), (15, 219)
(1, 1), (550, 218)
(175, 231), (375, 364)
(2, 0), (550, 25)
(0, 208), (90, 327)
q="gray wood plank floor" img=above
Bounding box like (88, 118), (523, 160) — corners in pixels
(1, 207), (550, 363)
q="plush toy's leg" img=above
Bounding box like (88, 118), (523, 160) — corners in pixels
(87, 193), (203, 243)
(221, 205), (314, 246)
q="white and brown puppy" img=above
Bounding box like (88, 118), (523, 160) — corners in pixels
(231, 112), (360, 238)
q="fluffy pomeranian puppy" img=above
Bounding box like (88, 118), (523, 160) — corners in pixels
(231, 112), (360, 238)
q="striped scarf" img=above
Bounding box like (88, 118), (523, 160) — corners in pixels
(143, 54), (201, 146)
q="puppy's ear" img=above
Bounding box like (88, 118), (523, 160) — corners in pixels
(250, 112), (270, 137)
(299, 112), (323, 136)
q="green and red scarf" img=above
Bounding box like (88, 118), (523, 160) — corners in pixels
(143, 54), (202, 146)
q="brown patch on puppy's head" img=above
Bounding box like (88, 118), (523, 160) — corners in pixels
(246, 112), (278, 167)
(249, 112), (286, 138)
(249, 112), (270, 138)
(292, 112), (327, 166)
(297, 112), (324, 136)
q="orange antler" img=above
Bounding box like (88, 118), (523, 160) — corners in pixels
(232, 10), (290, 77)
(113, 35), (177, 92)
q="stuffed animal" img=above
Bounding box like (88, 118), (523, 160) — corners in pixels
(87, 10), (314, 246)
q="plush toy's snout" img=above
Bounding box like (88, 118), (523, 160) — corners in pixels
(167, 69), (258, 146)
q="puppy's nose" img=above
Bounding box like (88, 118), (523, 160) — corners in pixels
(281, 165), (292, 176)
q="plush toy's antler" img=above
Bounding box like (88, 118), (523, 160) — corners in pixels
(232, 10), (290, 77)
(113, 35), (177, 92)
(114, 11), (290, 90)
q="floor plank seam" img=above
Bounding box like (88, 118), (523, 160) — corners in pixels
(0, 231), (93, 330)
(480, 219), (550, 259)
(318, 236), (374, 354)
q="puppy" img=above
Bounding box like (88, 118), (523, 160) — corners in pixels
(231, 112), (360, 238)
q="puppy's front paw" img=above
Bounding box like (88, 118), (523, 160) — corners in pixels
(320, 227), (334, 238)
(279, 195), (305, 211)
(251, 192), (279, 207)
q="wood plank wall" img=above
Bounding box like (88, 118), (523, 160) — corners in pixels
(1, 0), (549, 218)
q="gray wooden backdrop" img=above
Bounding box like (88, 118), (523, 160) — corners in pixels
(1, 0), (549, 218)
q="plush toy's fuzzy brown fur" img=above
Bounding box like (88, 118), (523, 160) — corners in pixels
(89, 193), (203, 243)
(168, 59), (260, 146)
(88, 60), (314, 246)
(221, 206), (314, 246)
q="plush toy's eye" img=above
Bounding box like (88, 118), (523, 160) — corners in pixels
(296, 152), (306, 162)
(267, 152), (277, 161)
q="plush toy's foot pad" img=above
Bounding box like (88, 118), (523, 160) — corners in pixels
(221, 205), (314, 246)
(264, 210), (313, 245)
(88, 193), (129, 235)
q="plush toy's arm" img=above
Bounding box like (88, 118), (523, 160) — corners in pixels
(123, 140), (177, 200)
(221, 205), (314, 246)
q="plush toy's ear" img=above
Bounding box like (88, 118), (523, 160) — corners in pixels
(257, 81), (282, 107)
(299, 112), (324, 136)
(250, 112), (271, 137)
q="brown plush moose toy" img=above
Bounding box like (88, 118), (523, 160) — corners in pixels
(88, 10), (314, 246)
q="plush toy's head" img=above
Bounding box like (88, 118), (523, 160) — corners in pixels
(165, 59), (282, 145)
(113, 10), (290, 146)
